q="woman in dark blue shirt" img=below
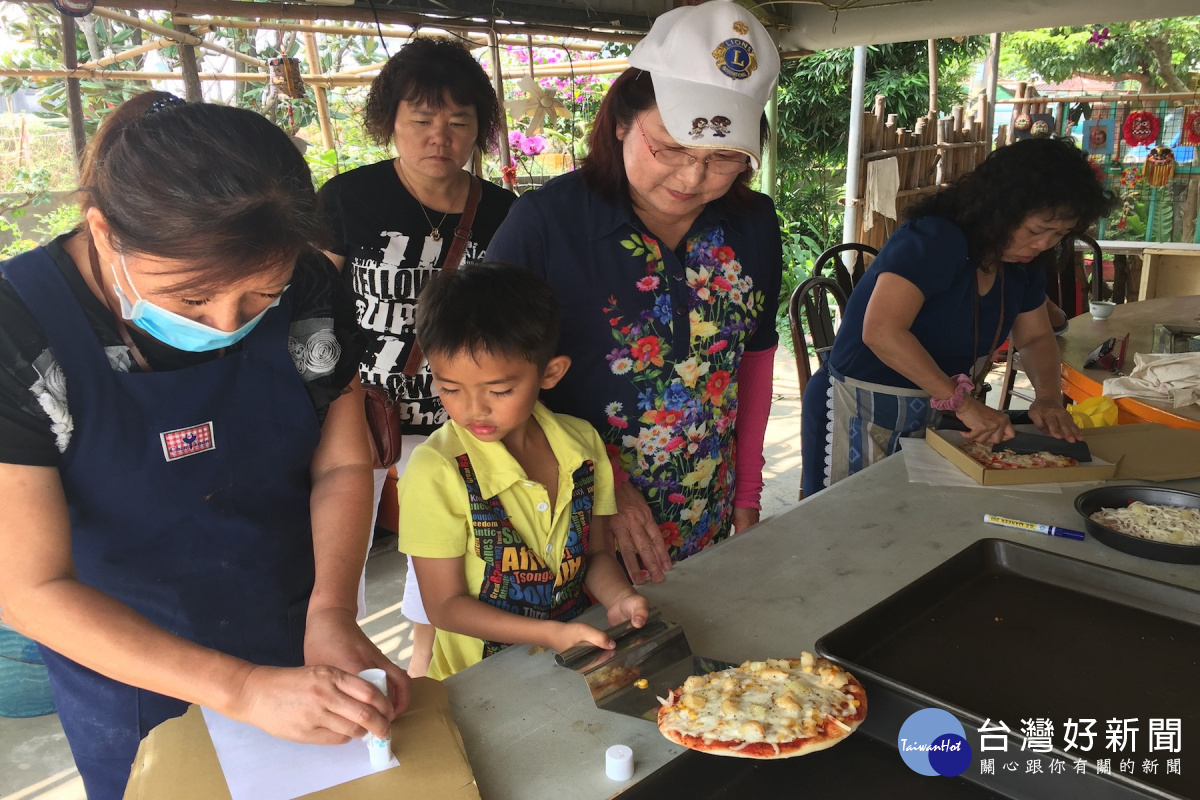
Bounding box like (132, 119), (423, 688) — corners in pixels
(489, 1), (783, 580)
(801, 137), (1113, 496)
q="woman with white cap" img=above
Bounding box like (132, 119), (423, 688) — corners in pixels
(488, 0), (782, 583)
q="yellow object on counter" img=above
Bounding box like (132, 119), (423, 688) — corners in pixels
(1067, 396), (1119, 428)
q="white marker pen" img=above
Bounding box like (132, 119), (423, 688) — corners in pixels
(357, 668), (393, 770)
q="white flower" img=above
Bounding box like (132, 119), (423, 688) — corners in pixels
(30, 352), (73, 453)
(605, 401), (624, 417)
(303, 328), (341, 376)
(611, 357), (634, 375)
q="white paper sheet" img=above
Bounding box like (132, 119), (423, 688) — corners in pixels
(201, 707), (399, 800)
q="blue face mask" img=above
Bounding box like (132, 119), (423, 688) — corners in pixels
(110, 254), (282, 352)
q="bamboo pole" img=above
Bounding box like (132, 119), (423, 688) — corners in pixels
(79, 35), (179, 70)
(304, 33), (335, 155)
(171, 15), (605, 50)
(5, 0), (647, 43)
(984, 33), (1000, 147)
(330, 58), (629, 80)
(488, 30), (515, 193)
(90, 7), (268, 68)
(995, 90), (1200, 106)
(0, 67), (374, 86)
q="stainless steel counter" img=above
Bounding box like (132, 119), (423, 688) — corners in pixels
(444, 454), (1200, 799)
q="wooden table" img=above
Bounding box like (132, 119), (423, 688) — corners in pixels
(1059, 295), (1200, 430)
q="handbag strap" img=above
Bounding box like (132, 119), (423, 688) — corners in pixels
(402, 175), (482, 378)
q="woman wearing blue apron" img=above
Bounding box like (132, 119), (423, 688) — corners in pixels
(0, 93), (409, 799)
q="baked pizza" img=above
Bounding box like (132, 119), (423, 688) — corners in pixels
(656, 653), (867, 759)
(961, 442), (1078, 470)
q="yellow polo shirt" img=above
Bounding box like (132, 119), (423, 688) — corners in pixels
(396, 402), (615, 679)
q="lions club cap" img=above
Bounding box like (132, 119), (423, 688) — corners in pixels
(627, 0), (780, 169)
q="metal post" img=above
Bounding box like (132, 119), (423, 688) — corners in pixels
(174, 17), (203, 101)
(761, 86), (778, 202)
(842, 45), (867, 245)
(927, 39), (937, 117)
(60, 14), (87, 171)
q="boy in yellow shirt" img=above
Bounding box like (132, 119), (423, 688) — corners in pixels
(397, 263), (649, 679)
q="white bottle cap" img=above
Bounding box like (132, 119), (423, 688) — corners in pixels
(357, 668), (388, 695)
(357, 669), (393, 771)
(605, 744), (634, 781)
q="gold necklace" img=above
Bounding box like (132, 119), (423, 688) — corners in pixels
(397, 160), (454, 241)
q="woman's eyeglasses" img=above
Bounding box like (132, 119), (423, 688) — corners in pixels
(635, 118), (749, 176)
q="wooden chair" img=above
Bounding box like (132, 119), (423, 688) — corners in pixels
(788, 275), (848, 395)
(1077, 233), (1106, 303)
(812, 242), (878, 300)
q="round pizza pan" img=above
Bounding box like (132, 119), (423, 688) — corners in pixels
(1074, 486), (1200, 565)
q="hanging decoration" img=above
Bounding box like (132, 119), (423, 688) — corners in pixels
(51, 0), (94, 16)
(1028, 114), (1055, 138)
(1143, 146), (1176, 187)
(505, 76), (572, 136)
(1081, 118), (1115, 156)
(267, 57), (305, 99)
(1122, 110), (1159, 147)
(1181, 106), (1200, 147)
(1116, 169), (1141, 231)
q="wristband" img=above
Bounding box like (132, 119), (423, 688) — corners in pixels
(930, 373), (975, 412)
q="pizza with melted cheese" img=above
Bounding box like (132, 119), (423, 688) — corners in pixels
(656, 653), (867, 759)
(961, 442), (1078, 470)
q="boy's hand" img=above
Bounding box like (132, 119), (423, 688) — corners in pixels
(552, 621), (614, 654)
(605, 588), (650, 629)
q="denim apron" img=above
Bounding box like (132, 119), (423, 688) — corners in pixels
(1, 248), (319, 799)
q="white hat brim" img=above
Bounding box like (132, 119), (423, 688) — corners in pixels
(649, 73), (764, 170)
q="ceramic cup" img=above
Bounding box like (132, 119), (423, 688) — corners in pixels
(1089, 300), (1116, 320)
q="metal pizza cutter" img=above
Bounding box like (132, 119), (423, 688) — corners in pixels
(555, 609), (736, 722)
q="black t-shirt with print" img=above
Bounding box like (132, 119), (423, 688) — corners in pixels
(316, 159), (516, 436)
(0, 235), (365, 467)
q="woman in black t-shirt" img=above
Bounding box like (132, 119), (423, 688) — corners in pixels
(317, 37), (515, 677)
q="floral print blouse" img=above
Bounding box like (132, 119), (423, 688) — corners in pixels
(487, 172), (782, 561)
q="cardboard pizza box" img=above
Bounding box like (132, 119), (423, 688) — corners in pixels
(123, 678), (479, 800)
(926, 427), (1117, 486)
(926, 423), (1200, 486)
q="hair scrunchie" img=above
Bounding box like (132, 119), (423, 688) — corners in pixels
(930, 373), (975, 412)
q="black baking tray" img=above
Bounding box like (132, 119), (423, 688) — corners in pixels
(817, 538), (1199, 800)
(1075, 485), (1200, 564)
(617, 731), (1010, 799)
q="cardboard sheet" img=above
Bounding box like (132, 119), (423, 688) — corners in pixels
(123, 678), (479, 800)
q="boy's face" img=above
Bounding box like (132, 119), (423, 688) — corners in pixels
(428, 349), (570, 447)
